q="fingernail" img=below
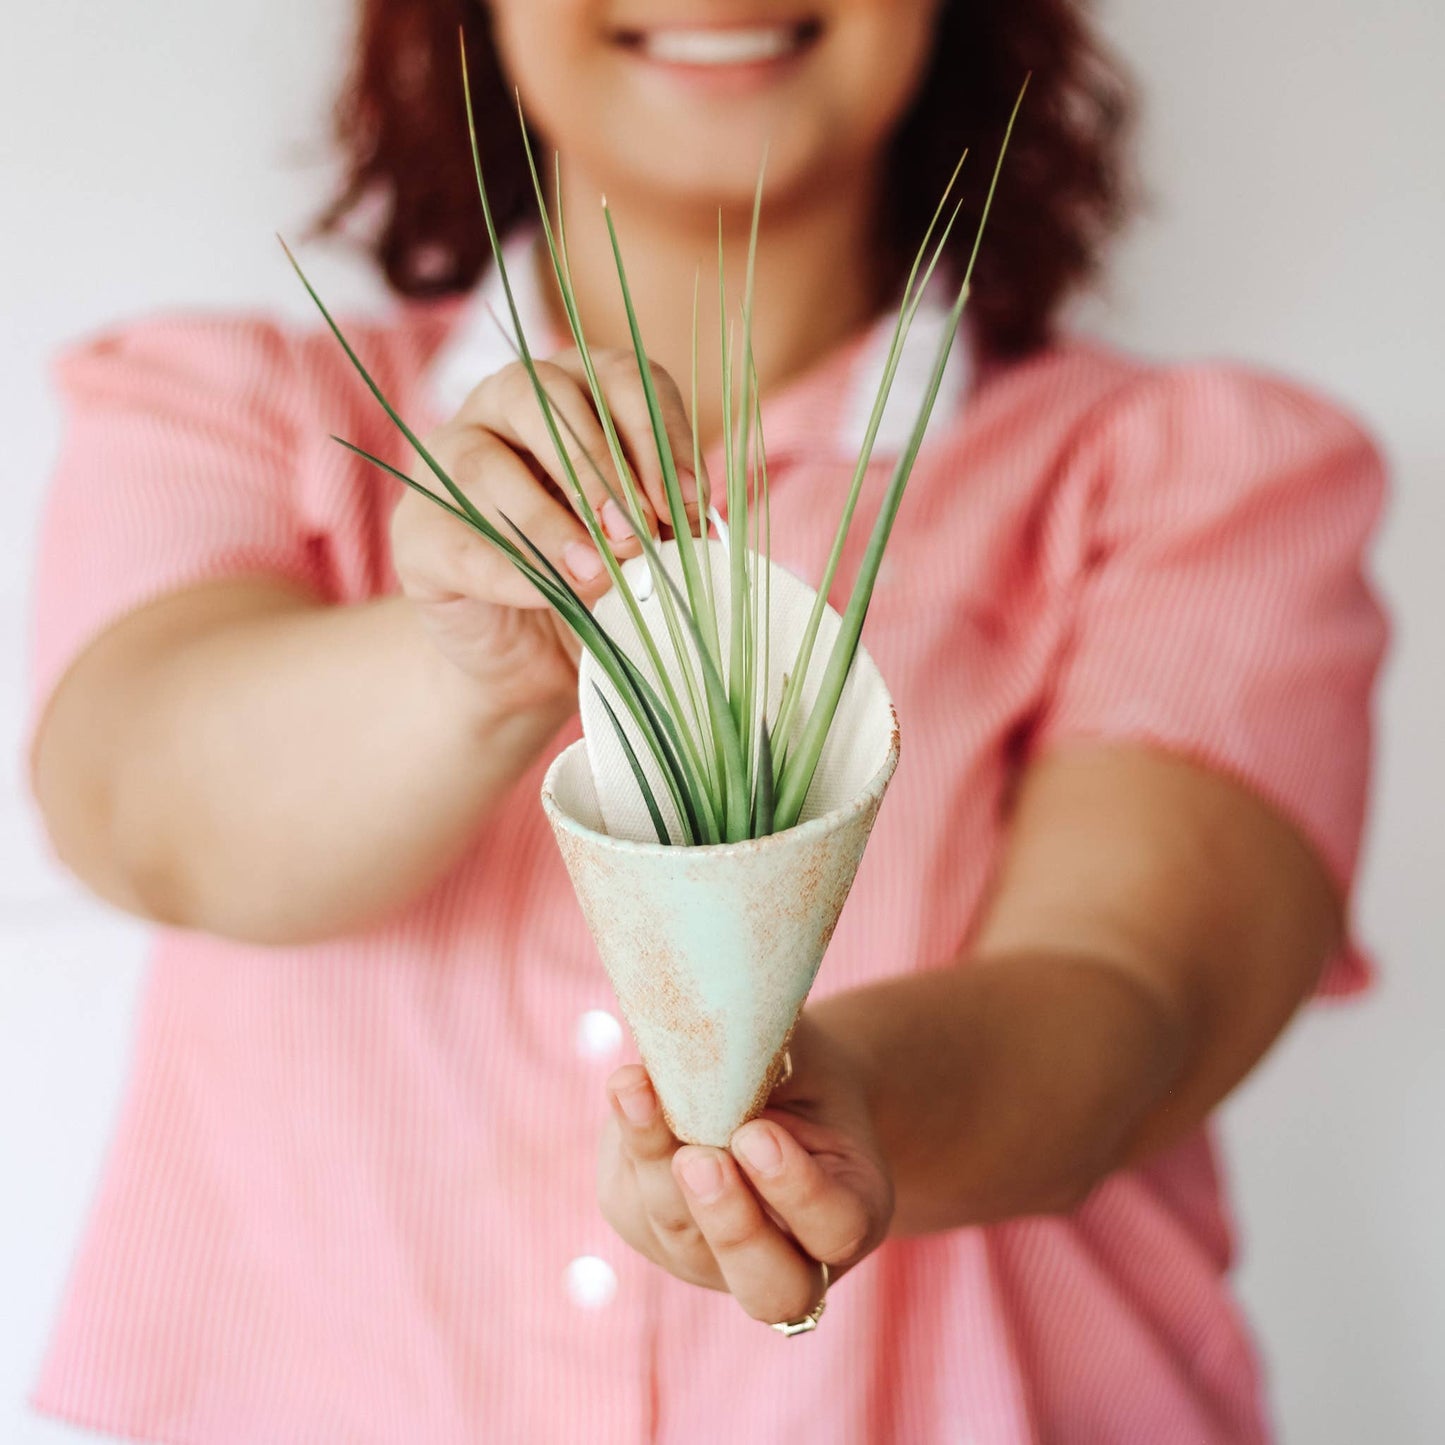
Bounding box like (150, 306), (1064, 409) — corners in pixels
(677, 468), (698, 503)
(735, 1125), (783, 1177)
(601, 499), (634, 541)
(680, 1151), (724, 1203)
(564, 541), (603, 581)
(615, 1081), (655, 1128)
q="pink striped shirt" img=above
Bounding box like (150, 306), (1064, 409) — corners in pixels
(23, 237), (1388, 1444)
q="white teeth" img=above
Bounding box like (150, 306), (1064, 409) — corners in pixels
(639, 27), (799, 66)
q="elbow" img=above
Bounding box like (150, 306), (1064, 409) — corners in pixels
(52, 774), (198, 933)
(112, 827), (201, 932)
(897, 1136), (1128, 1236)
(1028, 1151), (1118, 1217)
(29, 664), (185, 928)
(988, 1141), (1127, 1224)
(117, 835), (360, 949)
(34, 727), (205, 936)
(32, 722), (145, 921)
(108, 818), (308, 947)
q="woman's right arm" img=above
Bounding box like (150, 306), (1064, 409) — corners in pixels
(29, 349), (696, 946)
(31, 575), (577, 946)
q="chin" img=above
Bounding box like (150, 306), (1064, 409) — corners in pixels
(582, 111), (846, 220)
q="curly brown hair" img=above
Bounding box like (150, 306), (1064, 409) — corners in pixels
(315, 1), (1136, 358)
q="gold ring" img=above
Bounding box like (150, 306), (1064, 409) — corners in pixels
(776, 1049), (793, 1087)
(770, 1259), (829, 1336)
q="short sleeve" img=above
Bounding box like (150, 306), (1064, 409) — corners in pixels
(22, 313), (330, 777)
(1030, 364), (1390, 996)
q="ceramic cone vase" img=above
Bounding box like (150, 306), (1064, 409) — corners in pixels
(540, 538), (899, 1146)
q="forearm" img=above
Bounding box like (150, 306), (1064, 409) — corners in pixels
(72, 591), (568, 944)
(807, 950), (1191, 1237)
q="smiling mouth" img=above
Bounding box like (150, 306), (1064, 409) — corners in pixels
(612, 19), (823, 68)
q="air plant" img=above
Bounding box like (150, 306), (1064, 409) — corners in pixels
(283, 46), (1026, 847)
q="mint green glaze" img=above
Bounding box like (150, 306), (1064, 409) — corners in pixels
(542, 724), (897, 1147)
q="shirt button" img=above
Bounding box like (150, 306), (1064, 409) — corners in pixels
(574, 1008), (623, 1061)
(564, 1254), (618, 1310)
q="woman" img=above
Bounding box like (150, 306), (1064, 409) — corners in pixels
(24, 0), (1387, 1441)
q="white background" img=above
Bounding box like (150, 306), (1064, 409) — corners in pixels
(1, 2), (1440, 1441)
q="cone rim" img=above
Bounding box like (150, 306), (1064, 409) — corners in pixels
(542, 704), (900, 858)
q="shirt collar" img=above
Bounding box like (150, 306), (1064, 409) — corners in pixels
(427, 228), (564, 422)
(424, 227), (971, 464)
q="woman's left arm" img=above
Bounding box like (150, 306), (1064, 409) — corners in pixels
(808, 735), (1343, 1238)
(597, 735), (1344, 1321)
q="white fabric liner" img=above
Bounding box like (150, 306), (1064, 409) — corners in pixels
(579, 536), (896, 845)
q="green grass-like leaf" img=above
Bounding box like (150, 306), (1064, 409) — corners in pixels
(594, 684), (671, 845)
(773, 75), (1030, 828)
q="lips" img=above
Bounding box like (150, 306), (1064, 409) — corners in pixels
(612, 18), (822, 68)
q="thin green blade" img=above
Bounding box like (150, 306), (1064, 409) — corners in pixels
(594, 684), (672, 845)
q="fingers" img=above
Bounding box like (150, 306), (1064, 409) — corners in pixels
(729, 1119), (878, 1268)
(607, 1066), (675, 1168)
(599, 1067), (880, 1323)
(606, 1066), (715, 1275)
(392, 432), (610, 610)
(462, 359), (659, 549)
(469, 431), (614, 598)
(672, 1145), (828, 1325)
(548, 349), (705, 532)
